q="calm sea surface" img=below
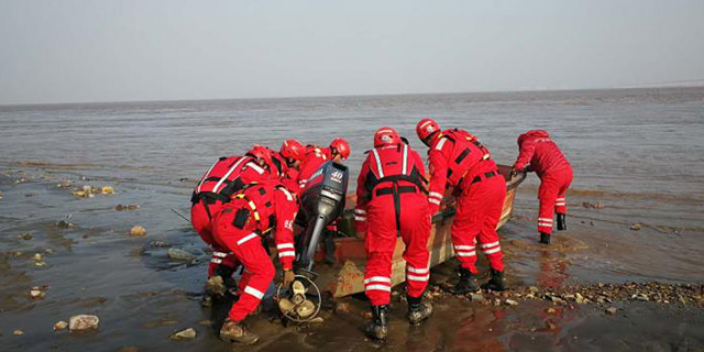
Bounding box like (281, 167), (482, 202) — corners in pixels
(2, 87), (703, 198)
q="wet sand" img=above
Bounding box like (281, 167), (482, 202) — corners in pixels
(1, 163), (703, 351)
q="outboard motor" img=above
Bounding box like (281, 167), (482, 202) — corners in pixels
(295, 161), (349, 278)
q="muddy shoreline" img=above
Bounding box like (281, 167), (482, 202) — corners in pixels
(1, 164), (704, 351)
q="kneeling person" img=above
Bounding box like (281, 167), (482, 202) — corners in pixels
(212, 180), (298, 344)
(355, 127), (433, 340)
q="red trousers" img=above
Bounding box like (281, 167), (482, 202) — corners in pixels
(191, 201), (238, 277)
(451, 173), (507, 274)
(364, 190), (431, 306)
(537, 166), (573, 234)
(212, 204), (275, 322)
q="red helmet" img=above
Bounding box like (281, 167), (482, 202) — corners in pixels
(280, 139), (305, 161)
(330, 138), (351, 160)
(416, 118), (441, 144)
(374, 127), (401, 147)
(247, 144), (273, 164)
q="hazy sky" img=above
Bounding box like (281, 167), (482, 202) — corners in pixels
(1, 0), (703, 105)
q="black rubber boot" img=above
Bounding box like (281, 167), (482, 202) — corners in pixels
(365, 305), (389, 340)
(557, 213), (567, 231)
(540, 232), (551, 244)
(453, 267), (480, 295)
(407, 295), (433, 325)
(481, 269), (507, 291)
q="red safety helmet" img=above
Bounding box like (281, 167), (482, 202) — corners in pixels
(374, 127), (401, 147)
(247, 144), (273, 165)
(416, 118), (441, 145)
(280, 139), (305, 161)
(330, 138), (351, 160)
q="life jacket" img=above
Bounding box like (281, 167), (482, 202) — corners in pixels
(228, 181), (295, 236)
(191, 155), (259, 206)
(304, 145), (330, 162)
(298, 146), (331, 189)
(363, 143), (426, 234)
(364, 143), (425, 196)
(269, 150), (288, 177)
(432, 129), (492, 186)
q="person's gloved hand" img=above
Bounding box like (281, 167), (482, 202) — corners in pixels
(282, 269), (296, 288)
(509, 168), (518, 179)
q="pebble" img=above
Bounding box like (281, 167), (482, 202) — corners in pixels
(69, 314), (100, 331)
(57, 219), (74, 229)
(606, 307), (618, 315)
(334, 302), (351, 314)
(101, 186), (115, 195)
(29, 286), (46, 299)
(116, 347), (139, 352)
(529, 286), (539, 294)
(546, 308), (557, 315)
(19, 233), (33, 240)
(469, 293), (485, 302)
(54, 321), (68, 331)
(630, 223), (642, 231)
(130, 226), (147, 237)
(148, 240), (171, 248)
(167, 248), (196, 262)
(505, 299), (519, 306)
(13, 329), (23, 336)
(582, 201), (604, 209)
(170, 328), (196, 341)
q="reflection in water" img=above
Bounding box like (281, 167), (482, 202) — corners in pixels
(537, 249), (571, 289)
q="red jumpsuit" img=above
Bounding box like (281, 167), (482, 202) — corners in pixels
(211, 181), (298, 323)
(296, 146), (331, 192)
(355, 143), (431, 306)
(190, 156), (270, 276)
(513, 130), (573, 234)
(427, 130), (507, 274)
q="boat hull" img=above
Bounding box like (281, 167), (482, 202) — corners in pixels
(306, 164), (525, 298)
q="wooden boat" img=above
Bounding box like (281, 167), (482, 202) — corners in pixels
(309, 165), (526, 298)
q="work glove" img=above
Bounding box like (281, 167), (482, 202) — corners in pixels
(509, 168), (518, 179)
(282, 269), (296, 288)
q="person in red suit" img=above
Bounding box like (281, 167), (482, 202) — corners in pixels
(512, 130), (573, 244)
(416, 118), (508, 294)
(190, 146), (274, 280)
(355, 127), (433, 340)
(212, 179), (299, 345)
(270, 139), (306, 194)
(297, 138), (351, 191)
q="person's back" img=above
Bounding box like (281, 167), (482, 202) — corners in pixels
(297, 145), (330, 190)
(355, 127), (432, 340)
(417, 118), (508, 294)
(513, 130), (574, 244)
(514, 130), (570, 177)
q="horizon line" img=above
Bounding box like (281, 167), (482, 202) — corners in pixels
(1, 81), (703, 108)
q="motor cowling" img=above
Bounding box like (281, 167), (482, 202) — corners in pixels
(295, 161), (349, 275)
